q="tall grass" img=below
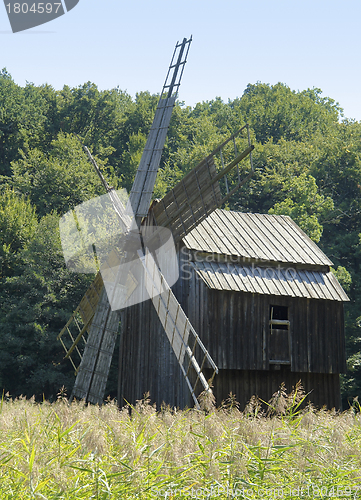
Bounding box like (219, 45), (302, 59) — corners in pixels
(0, 387), (360, 499)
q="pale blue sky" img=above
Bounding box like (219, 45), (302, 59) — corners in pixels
(1, 0), (360, 121)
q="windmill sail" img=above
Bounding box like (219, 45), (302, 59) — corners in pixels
(59, 39), (255, 408)
(152, 125), (254, 243)
(61, 38), (192, 404)
(57, 272), (103, 374)
(127, 37), (192, 223)
(70, 287), (120, 404)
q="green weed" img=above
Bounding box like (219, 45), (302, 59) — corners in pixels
(0, 386), (360, 499)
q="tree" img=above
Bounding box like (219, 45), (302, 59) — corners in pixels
(0, 69), (58, 176)
(268, 173), (334, 242)
(0, 212), (92, 399)
(232, 82), (341, 144)
(0, 188), (37, 277)
(10, 132), (117, 217)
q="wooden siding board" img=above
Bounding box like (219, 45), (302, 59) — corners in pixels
(291, 297), (305, 372)
(281, 215), (333, 266)
(250, 213), (300, 263)
(325, 300), (333, 373)
(227, 211), (282, 262)
(339, 305), (347, 372)
(308, 298), (318, 372)
(211, 210), (254, 257)
(118, 295), (191, 408)
(254, 293), (263, 370)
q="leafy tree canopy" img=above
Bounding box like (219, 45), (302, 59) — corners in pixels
(0, 188), (37, 277)
(10, 132), (116, 217)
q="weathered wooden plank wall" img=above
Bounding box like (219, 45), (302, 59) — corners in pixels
(118, 296), (192, 409)
(181, 266), (346, 374)
(117, 245), (345, 409)
(203, 368), (342, 410)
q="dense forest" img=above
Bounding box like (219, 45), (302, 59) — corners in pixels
(0, 68), (360, 406)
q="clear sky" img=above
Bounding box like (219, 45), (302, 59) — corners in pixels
(1, 0), (360, 121)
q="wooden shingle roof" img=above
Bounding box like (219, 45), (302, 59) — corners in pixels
(183, 209), (333, 267)
(182, 210), (348, 301)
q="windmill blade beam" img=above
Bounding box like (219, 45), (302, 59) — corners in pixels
(128, 37), (192, 222)
(80, 142), (132, 231)
(82, 144), (111, 193)
(165, 37), (190, 98)
(152, 157), (221, 240)
(205, 123), (249, 158)
(70, 287), (120, 404)
(64, 315), (93, 360)
(107, 189), (132, 232)
(181, 366), (200, 409)
(127, 96), (176, 219)
(217, 170), (254, 208)
(212, 145), (254, 184)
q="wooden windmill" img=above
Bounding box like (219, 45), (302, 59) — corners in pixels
(57, 37), (254, 408)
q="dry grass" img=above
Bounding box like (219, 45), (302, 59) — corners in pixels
(0, 386), (361, 499)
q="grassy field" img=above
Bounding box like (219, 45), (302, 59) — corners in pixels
(0, 386), (361, 499)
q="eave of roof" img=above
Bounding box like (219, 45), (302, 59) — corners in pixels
(191, 261), (349, 302)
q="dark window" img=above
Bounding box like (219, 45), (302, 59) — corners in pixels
(269, 305), (290, 364)
(270, 305), (288, 330)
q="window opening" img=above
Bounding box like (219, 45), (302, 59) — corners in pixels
(270, 305), (289, 330)
(269, 305), (290, 365)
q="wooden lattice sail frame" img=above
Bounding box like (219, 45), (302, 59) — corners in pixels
(58, 37), (254, 406)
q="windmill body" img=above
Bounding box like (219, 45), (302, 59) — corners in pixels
(59, 37), (254, 407)
(119, 209), (348, 409)
(59, 38), (347, 410)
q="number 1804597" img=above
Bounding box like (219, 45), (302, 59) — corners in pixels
(5, 3), (62, 14)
